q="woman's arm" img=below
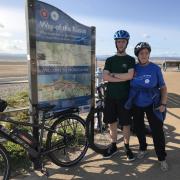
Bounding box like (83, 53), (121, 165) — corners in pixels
(160, 85), (167, 104)
(158, 85), (168, 112)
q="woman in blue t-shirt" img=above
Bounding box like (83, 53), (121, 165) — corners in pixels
(128, 42), (168, 171)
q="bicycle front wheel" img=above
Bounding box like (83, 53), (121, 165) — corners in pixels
(86, 107), (124, 154)
(86, 107), (111, 154)
(0, 144), (11, 180)
(46, 114), (88, 167)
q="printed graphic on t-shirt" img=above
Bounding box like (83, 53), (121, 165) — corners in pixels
(122, 64), (128, 69)
(145, 79), (150, 84)
(134, 75), (151, 84)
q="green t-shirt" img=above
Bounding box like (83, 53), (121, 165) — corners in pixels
(104, 55), (135, 99)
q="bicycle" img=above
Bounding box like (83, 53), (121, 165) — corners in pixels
(0, 100), (88, 180)
(86, 82), (118, 154)
(86, 82), (152, 155)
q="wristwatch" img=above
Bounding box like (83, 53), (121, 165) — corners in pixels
(160, 103), (167, 107)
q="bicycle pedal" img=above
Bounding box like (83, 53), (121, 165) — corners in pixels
(40, 168), (49, 177)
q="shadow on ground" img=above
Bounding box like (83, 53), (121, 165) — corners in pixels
(14, 121), (180, 180)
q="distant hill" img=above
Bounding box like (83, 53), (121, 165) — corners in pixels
(0, 53), (26, 61)
(96, 55), (180, 61)
(0, 53), (180, 62)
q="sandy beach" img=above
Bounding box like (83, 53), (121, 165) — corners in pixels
(0, 61), (28, 77)
(0, 60), (180, 179)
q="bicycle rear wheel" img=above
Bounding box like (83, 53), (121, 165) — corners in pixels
(46, 114), (88, 167)
(86, 107), (123, 154)
(0, 144), (11, 180)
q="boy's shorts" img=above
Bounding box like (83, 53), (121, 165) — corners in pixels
(103, 97), (132, 125)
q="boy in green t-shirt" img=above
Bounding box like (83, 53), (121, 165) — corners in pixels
(103, 30), (135, 161)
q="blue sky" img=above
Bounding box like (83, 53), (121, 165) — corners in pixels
(0, 0), (180, 57)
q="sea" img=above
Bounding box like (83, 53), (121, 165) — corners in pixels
(0, 54), (180, 62)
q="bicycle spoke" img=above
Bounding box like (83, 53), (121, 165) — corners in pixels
(47, 115), (88, 167)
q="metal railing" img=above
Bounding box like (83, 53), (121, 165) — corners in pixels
(4, 107), (29, 113)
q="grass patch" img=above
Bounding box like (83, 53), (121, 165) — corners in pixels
(1, 90), (32, 176)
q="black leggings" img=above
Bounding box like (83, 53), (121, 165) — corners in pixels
(133, 105), (167, 161)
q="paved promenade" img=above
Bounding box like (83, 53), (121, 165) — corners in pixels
(8, 71), (180, 180)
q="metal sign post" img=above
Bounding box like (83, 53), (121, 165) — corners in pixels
(25, 0), (40, 169)
(91, 26), (96, 107)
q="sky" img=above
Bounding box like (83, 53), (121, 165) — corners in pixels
(0, 0), (180, 57)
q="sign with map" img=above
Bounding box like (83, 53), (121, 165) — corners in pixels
(34, 1), (95, 112)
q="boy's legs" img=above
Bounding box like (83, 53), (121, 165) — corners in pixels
(123, 125), (130, 144)
(122, 125), (135, 161)
(118, 101), (135, 161)
(102, 121), (118, 158)
(103, 98), (118, 158)
(109, 121), (117, 143)
(103, 98), (135, 160)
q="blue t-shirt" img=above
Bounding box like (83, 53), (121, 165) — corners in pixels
(130, 62), (165, 107)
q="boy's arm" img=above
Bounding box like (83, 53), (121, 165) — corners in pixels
(103, 70), (126, 82)
(112, 68), (134, 80)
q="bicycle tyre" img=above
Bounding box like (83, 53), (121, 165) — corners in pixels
(46, 114), (88, 167)
(86, 107), (111, 154)
(0, 144), (11, 180)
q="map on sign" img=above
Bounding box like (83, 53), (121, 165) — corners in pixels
(36, 42), (91, 103)
(36, 42), (91, 66)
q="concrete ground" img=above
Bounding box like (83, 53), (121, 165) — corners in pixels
(8, 70), (180, 180)
(12, 107), (180, 180)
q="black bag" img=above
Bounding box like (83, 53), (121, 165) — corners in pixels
(0, 99), (7, 112)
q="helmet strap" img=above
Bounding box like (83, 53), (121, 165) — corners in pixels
(117, 46), (127, 55)
(115, 44), (127, 55)
(117, 50), (126, 55)
(138, 58), (150, 66)
(115, 40), (128, 51)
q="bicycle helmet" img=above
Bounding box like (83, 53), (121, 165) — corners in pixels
(114, 30), (130, 40)
(134, 42), (151, 57)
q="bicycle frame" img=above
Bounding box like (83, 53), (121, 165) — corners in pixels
(0, 123), (39, 158)
(0, 107), (80, 158)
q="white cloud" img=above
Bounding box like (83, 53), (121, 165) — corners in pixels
(0, 7), (26, 54)
(0, 7), (26, 33)
(0, 32), (12, 38)
(0, 5), (179, 56)
(72, 15), (180, 56)
(0, 39), (26, 54)
(143, 33), (151, 39)
(0, 23), (4, 28)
